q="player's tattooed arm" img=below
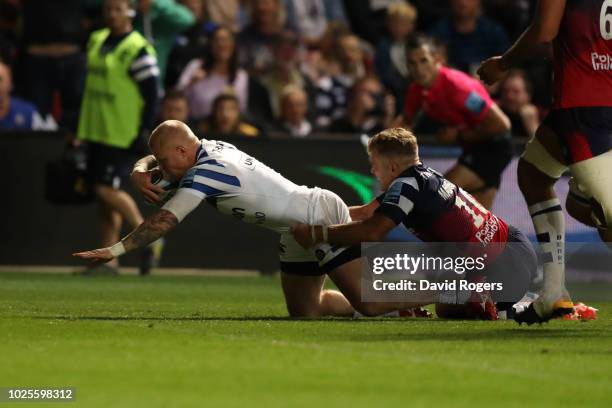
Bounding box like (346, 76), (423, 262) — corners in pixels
(73, 210), (178, 263)
(122, 210), (178, 252)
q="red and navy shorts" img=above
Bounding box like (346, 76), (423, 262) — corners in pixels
(543, 107), (612, 164)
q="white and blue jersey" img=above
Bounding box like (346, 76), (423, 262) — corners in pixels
(162, 139), (357, 275)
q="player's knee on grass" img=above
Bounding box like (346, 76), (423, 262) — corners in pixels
(281, 272), (326, 318)
(284, 292), (321, 317)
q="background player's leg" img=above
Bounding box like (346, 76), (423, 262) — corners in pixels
(444, 164), (496, 209)
(280, 272), (353, 317)
(566, 194), (597, 227)
(471, 188), (497, 210)
(564, 188), (611, 242)
(517, 124), (570, 318)
(94, 184), (144, 229)
(328, 258), (429, 317)
(97, 198), (122, 268)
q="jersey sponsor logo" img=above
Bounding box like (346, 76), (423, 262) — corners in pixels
(464, 91), (486, 115)
(591, 52), (612, 70)
(475, 216), (500, 245)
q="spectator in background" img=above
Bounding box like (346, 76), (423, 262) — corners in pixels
(134, 0), (195, 82)
(237, 0), (284, 75)
(301, 21), (351, 83)
(283, 0), (347, 49)
(178, 26), (246, 119)
(409, 0), (450, 31)
(484, 0), (532, 40)
(165, 0), (218, 88)
(0, 61), (57, 130)
(158, 89), (189, 123)
(498, 70), (539, 139)
(19, 0), (86, 132)
(314, 33), (369, 128)
(77, 0), (160, 275)
(342, 0), (404, 46)
(259, 30), (313, 119)
(273, 85), (313, 137)
(206, 0), (243, 33)
(198, 92), (260, 137)
(328, 75), (394, 135)
(178, 26), (272, 124)
(374, 2), (417, 111)
(430, 0), (509, 74)
(0, 0), (19, 65)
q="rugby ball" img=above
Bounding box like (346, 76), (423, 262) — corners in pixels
(151, 170), (179, 206)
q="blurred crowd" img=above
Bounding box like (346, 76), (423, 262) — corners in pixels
(0, 0), (547, 139)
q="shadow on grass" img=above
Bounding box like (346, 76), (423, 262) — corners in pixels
(11, 315), (611, 341)
(343, 327), (612, 343)
(19, 315), (445, 322)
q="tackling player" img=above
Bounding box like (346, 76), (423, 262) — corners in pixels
(478, 0), (612, 324)
(402, 35), (512, 209)
(291, 128), (538, 319)
(74, 120), (426, 318)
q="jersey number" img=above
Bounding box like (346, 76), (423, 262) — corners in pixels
(600, 0), (612, 40)
(454, 190), (486, 228)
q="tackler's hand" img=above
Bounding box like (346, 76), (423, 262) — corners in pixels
(291, 223), (314, 249)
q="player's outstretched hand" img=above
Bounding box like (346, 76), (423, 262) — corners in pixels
(131, 168), (164, 205)
(477, 56), (507, 86)
(73, 248), (115, 264)
(291, 223), (313, 248)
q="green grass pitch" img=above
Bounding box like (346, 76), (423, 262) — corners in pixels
(1, 272), (611, 407)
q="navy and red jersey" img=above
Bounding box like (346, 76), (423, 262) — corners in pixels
(375, 163), (509, 248)
(553, 0), (612, 108)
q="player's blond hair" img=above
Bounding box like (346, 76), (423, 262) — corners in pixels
(387, 2), (417, 22)
(368, 128), (419, 161)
